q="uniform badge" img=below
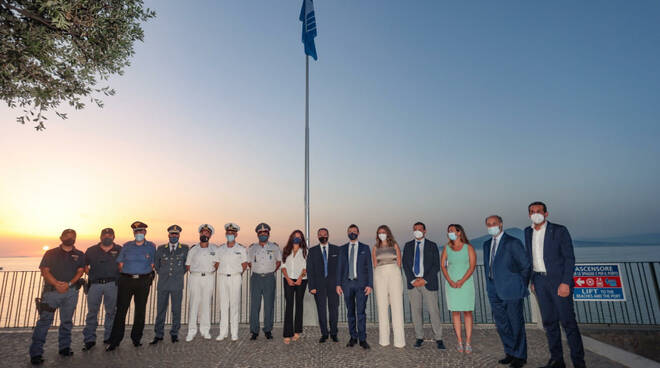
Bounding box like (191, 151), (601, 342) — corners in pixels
(110, 250), (118, 257)
(210, 252), (216, 256)
(71, 254), (79, 261)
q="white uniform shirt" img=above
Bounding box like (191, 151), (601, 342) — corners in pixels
(282, 248), (307, 280)
(185, 243), (220, 273)
(532, 222), (548, 272)
(217, 243), (247, 275)
(248, 242), (282, 274)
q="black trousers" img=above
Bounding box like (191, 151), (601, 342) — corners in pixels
(314, 278), (339, 337)
(283, 279), (308, 338)
(109, 274), (151, 345)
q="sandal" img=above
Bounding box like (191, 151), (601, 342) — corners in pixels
(283, 338), (291, 344)
(465, 344), (472, 354)
(292, 333), (300, 341)
(456, 342), (464, 353)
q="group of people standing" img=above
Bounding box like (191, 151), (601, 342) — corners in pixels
(28, 201), (585, 368)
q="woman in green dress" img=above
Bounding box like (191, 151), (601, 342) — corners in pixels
(440, 224), (476, 353)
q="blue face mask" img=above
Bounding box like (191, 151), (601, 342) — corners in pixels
(293, 237), (302, 244)
(448, 232), (457, 241)
(226, 234), (235, 242)
(258, 235), (269, 243)
(169, 236), (179, 244)
(348, 233), (358, 241)
(487, 226), (500, 236)
(135, 233), (145, 242)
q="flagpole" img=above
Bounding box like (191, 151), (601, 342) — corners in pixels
(305, 54), (310, 243)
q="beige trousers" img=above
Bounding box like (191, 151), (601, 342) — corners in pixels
(373, 263), (406, 348)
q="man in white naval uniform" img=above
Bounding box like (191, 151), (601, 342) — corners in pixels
(216, 223), (248, 341)
(185, 224), (219, 342)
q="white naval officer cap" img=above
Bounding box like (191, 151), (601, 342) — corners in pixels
(198, 223), (215, 236)
(224, 223), (240, 232)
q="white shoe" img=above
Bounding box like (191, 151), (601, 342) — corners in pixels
(216, 335), (226, 341)
(202, 333), (212, 340)
(231, 336), (239, 341)
(185, 333), (196, 342)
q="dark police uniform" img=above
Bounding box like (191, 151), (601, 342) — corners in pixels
(29, 241), (85, 359)
(153, 225), (189, 341)
(107, 221), (156, 349)
(82, 231), (121, 345)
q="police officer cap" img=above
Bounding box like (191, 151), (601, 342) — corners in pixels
(61, 228), (76, 237)
(131, 221), (148, 231)
(100, 228), (115, 236)
(224, 223), (240, 232)
(167, 224), (182, 234)
(198, 224), (215, 236)
(255, 223), (271, 233)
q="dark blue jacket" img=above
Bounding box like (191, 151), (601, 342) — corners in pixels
(483, 232), (531, 300)
(402, 239), (440, 291)
(306, 243), (340, 292)
(336, 242), (373, 288)
(524, 221), (576, 286)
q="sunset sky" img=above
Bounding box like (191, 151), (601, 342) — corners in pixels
(1, 1), (659, 257)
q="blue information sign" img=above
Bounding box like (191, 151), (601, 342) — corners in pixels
(573, 264), (625, 301)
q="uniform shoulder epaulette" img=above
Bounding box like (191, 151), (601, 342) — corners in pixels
(190, 244), (197, 249)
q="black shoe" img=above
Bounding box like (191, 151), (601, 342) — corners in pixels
(82, 341), (95, 351)
(331, 334), (338, 342)
(510, 357), (527, 368)
(149, 337), (163, 345)
(58, 347), (74, 356)
(319, 335), (328, 343)
(414, 339), (424, 348)
(250, 333), (258, 340)
(30, 356), (44, 365)
(499, 355), (515, 364)
(538, 359), (565, 368)
(359, 340), (370, 350)
(171, 335), (178, 343)
(105, 343), (119, 351)
(132, 340), (142, 347)
(346, 338), (357, 347)
(436, 340), (446, 350)
(103, 339), (111, 345)
(265, 331), (273, 339)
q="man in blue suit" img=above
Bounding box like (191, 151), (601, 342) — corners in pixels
(525, 202), (585, 368)
(336, 224), (373, 349)
(484, 215), (531, 368)
(307, 228), (340, 343)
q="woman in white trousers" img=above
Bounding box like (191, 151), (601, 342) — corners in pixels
(372, 225), (405, 348)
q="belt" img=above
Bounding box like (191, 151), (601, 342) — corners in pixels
(191, 272), (213, 277)
(120, 273), (151, 279)
(533, 271), (548, 276)
(91, 278), (118, 284)
(252, 272), (274, 277)
(222, 273), (242, 277)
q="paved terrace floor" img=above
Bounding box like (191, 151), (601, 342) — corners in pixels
(0, 324), (623, 367)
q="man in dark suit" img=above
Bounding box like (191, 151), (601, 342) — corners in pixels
(525, 202), (585, 368)
(484, 215), (531, 368)
(402, 221), (445, 349)
(307, 227), (340, 343)
(336, 224), (373, 349)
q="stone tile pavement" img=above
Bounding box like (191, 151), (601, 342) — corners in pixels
(0, 324), (624, 367)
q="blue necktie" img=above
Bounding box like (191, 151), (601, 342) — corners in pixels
(489, 238), (496, 279)
(413, 241), (421, 276)
(349, 243), (356, 280)
(322, 246), (328, 278)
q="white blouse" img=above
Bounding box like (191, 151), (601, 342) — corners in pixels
(282, 248), (307, 280)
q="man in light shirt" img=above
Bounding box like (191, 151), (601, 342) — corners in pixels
(247, 222), (281, 340)
(216, 223), (248, 341)
(525, 202), (585, 368)
(185, 224), (219, 342)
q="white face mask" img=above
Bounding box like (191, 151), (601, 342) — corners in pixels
(413, 230), (424, 239)
(487, 226), (501, 236)
(378, 233), (387, 241)
(530, 213), (545, 225)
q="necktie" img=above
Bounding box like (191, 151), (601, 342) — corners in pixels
(322, 246), (328, 278)
(170, 244), (174, 253)
(489, 238), (496, 279)
(413, 241), (421, 276)
(348, 243), (356, 280)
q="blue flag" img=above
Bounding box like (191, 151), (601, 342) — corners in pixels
(299, 0), (318, 60)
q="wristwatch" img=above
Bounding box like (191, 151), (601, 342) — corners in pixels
(67, 282), (72, 287)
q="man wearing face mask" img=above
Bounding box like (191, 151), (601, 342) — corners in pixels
(336, 224), (373, 349)
(306, 228), (340, 343)
(29, 229), (85, 365)
(248, 222), (282, 340)
(215, 222), (248, 341)
(402, 222), (445, 350)
(106, 221), (156, 351)
(484, 215), (530, 368)
(151, 225), (189, 345)
(82, 228), (122, 351)
(185, 224), (220, 342)
(525, 202), (585, 368)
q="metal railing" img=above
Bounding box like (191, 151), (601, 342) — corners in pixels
(0, 262), (658, 328)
